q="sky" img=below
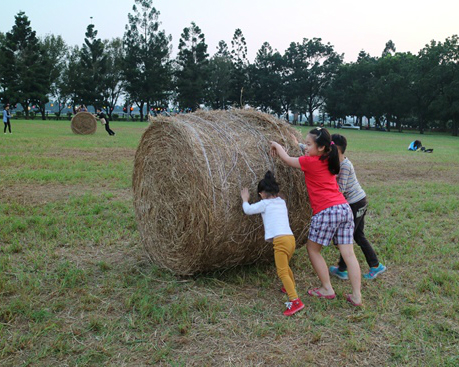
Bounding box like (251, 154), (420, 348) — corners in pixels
(2, 0), (459, 63)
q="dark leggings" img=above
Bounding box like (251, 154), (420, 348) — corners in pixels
(4, 120), (11, 133)
(105, 122), (115, 135)
(338, 197), (380, 271)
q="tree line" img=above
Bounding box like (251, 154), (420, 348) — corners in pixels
(0, 0), (458, 135)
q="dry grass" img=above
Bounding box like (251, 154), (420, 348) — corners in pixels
(1, 119), (458, 366)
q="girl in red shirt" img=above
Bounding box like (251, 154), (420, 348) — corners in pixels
(270, 127), (362, 307)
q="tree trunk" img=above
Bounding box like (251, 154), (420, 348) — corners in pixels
(21, 101), (30, 119)
(452, 118), (459, 136)
(137, 101), (145, 122)
(419, 115), (424, 134)
(397, 117), (402, 133)
(38, 102), (46, 120)
(308, 106), (314, 126)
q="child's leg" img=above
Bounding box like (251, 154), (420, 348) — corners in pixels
(306, 240), (334, 295)
(354, 214), (379, 268)
(273, 236), (297, 300)
(337, 244), (361, 303)
(337, 254), (347, 271)
(288, 266), (295, 289)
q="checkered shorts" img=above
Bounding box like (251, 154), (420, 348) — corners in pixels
(308, 204), (354, 246)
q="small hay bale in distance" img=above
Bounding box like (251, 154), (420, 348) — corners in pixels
(133, 109), (311, 276)
(71, 112), (97, 135)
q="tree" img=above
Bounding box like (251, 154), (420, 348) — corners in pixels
(175, 22), (209, 111)
(0, 32), (7, 103)
(409, 41), (443, 134)
(206, 41), (232, 109)
(285, 38), (343, 125)
(229, 29), (249, 107)
(102, 38), (125, 118)
(373, 53), (415, 132)
(249, 42), (283, 115)
(61, 46), (85, 113)
(428, 35), (459, 136)
(39, 34), (68, 120)
(0, 12), (49, 118)
(79, 23), (107, 110)
(216, 40), (230, 58)
(123, 0), (172, 121)
(382, 40), (396, 57)
(323, 63), (359, 124)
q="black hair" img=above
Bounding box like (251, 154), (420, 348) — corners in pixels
(309, 128), (340, 175)
(331, 134), (347, 154)
(257, 171), (279, 196)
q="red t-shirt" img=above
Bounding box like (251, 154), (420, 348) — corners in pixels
(298, 155), (347, 215)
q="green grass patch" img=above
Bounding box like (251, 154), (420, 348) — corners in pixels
(0, 120), (458, 365)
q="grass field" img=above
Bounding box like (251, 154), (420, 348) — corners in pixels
(1, 119), (458, 366)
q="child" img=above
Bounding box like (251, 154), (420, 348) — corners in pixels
(3, 104), (12, 134)
(270, 128), (362, 307)
(241, 171), (305, 316)
(96, 108), (116, 136)
(329, 134), (386, 280)
(408, 140), (422, 151)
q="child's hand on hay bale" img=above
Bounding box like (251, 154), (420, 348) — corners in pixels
(241, 188), (250, 203)
(270, 141), (301, 169)
(290, 133), (299, 145)
(270, 141), (282, 157)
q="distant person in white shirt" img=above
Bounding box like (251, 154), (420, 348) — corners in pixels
(241, 171), (304, 316)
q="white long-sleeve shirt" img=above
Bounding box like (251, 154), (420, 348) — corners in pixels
(242, 197), (293, 241)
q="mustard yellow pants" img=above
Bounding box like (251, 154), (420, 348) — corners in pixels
(273, 235), (298, 300)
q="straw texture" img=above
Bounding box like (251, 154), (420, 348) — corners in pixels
(71, 112), (97, 135)
(133, 109), (311, 275)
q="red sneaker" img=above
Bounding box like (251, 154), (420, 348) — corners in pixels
(283, 298), (305, 316)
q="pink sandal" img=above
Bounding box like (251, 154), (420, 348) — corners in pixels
(346, 294), (363, 307)
(307, 287), (336, 299)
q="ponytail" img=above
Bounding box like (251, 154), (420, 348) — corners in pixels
(258, 170), (280, 195)
(326, 144), (340, 175)
(309, 128), (340, 175)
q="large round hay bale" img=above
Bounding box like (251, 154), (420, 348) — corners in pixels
(133, 109), (311, 275)
(71, 112), (97, 135)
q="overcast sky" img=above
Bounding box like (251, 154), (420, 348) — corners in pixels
(2, 0), (459, 62)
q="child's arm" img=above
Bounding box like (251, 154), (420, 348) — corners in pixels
(289, 133), (306, 155)
(298, 143), (306, 155)
(270, 141), (301, 169)
(241, 188), (250, 203)
(241, 188), (267, 215)
(337, 164), (350, 194)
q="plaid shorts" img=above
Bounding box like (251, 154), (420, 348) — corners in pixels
(308, 204), (354, 246)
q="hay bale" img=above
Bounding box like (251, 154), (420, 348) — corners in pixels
(71, 112), (97, 135)
(133, 109), (311, 275)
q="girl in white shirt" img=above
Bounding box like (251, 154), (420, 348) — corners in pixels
(241, 171), (304, 316)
